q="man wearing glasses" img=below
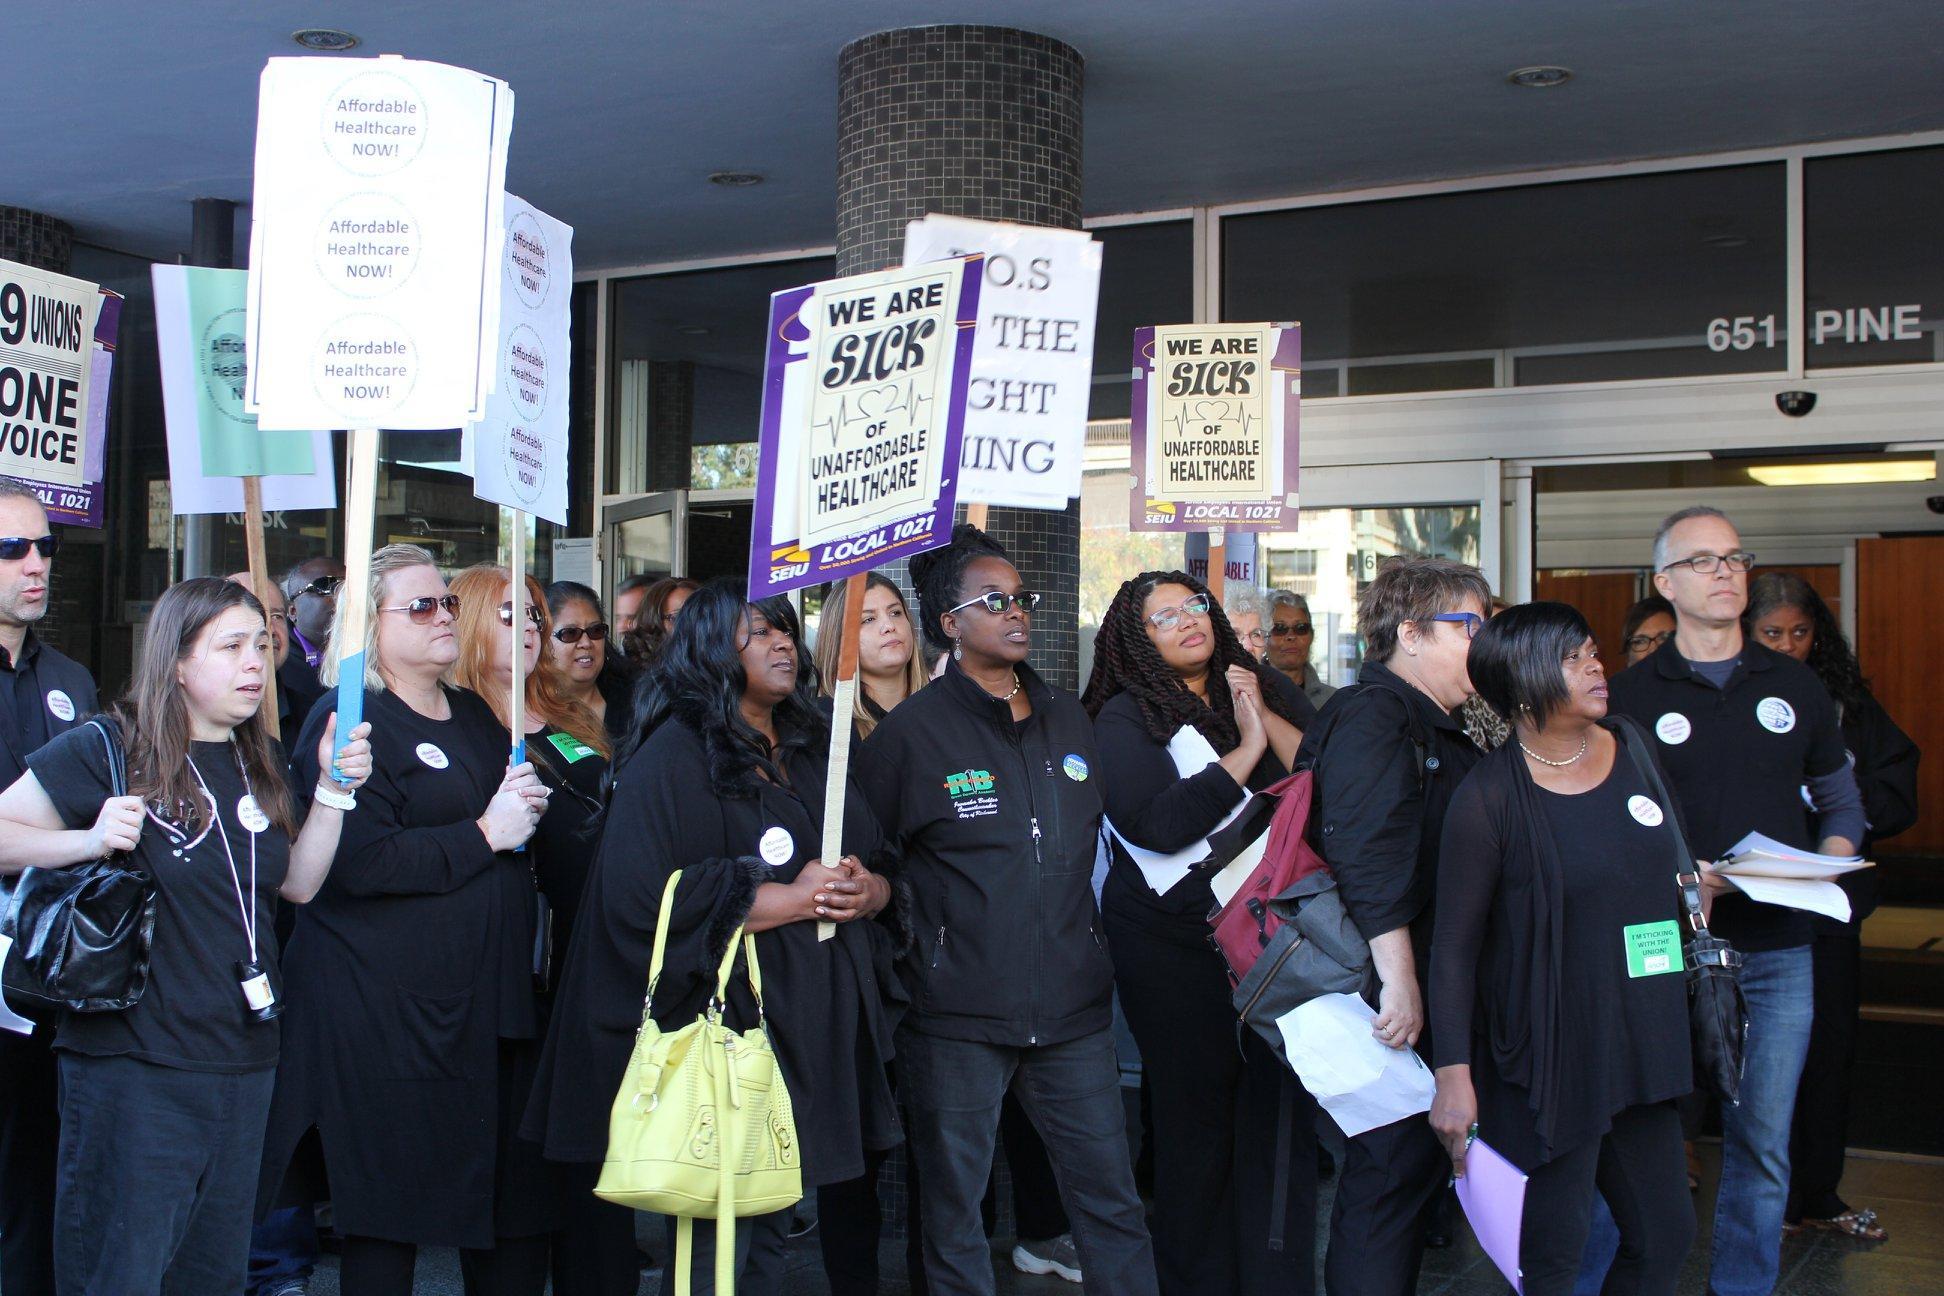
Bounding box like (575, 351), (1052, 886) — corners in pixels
(280, 557), (345, 745)
(1603, 506), (1865, 1296)
(0, 480), (99, 1294)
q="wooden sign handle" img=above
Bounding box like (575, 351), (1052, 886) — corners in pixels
(508, 512), (527, 766)
(1206, 525), (1227, 606)
(331, 427), (380, 786)
(241, 475), (281, 741)
(817, 571), (867, 941)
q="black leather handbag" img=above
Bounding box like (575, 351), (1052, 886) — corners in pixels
(1613, 718), (1748, 1104)
(1, 717), (156, 1013)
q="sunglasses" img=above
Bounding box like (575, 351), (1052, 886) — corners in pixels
(1146, 592), (1210, 630)
(553, 622), (610, 644)
(498, 602), (545, 629)
(0, 535), (59, 561)
(380, 594), (460, 623)
(294, 575), (343, 600)
(946, 590), (1042, 617)
(1268, 621), (1312, 637)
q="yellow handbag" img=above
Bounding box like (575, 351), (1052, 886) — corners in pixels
(595, 871), (802, 1293)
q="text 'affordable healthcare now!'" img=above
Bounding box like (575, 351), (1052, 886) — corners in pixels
(245, 56), (514, 431)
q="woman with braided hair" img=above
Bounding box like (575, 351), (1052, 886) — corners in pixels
(1081, 570), (1318, 1296)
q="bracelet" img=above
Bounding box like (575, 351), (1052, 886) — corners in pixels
(312, 782), (358, 812)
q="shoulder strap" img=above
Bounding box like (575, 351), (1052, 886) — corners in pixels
(83, 716), (125, 798)
(1610, 717), (1711, 926)
(644, 870), (683, 1008)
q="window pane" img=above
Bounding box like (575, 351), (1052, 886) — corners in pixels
(1089, 222), (1193, 420)
(1805, 146), (1944, 369)
(1223, 165), (1787, 394)
(607, 257), (835, 494)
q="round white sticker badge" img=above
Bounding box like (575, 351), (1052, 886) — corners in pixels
(45, 689), (75, 722)
(415, 742), (450, 770)
(758, 826), (795, 867)
(237, 794), (271, 834)
(1756, 697), (1796, 734)
(1627, 795), (1665, 828)
(1654, 713), (1692, 745)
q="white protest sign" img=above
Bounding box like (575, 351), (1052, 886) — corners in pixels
(902, 216), (1099, 508)
(152, 267), (336, 516)
(0, 259), (101, 488)
(470, 194), (571, 525)
(245, 56), (514, 431)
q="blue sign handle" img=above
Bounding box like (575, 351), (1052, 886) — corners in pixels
(331, 652), (365, 786)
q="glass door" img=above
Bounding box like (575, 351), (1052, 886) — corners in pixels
(601, 491), (684, 607)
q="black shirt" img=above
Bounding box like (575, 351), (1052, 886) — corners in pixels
(0, 628), (98, 789)
(30, 730), (289, 1072)
(1608, 641), (1850, 952)
(1433, 742), (1692, 1169)
(528, 724), (608, 957)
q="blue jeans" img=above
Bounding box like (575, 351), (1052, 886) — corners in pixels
(246, 1207), (317, 1295)
(1573, 945), (1812, 1296)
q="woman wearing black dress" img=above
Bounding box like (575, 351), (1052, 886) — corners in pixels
(1080, 570), (1316, 1296)
(525, 580), (904, 1294)
(260, 544), (554, 1294)
(1745, 572), (1918, 1243)
(1429, 602), (1696, 1295)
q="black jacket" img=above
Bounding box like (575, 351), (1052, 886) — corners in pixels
(1831, 688), (1920, 922)
(857, 661), (1113, 1047)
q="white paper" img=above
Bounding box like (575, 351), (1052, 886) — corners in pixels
(550, 537), (594, 588)
(1105, 724), (1253, 895)
(902, 216), (1100, 508)
(1278, 992), (1436, 1138)
(0, 259), (101, 487)
(152, 267), (337, 515)
(1719, 831), (1869, 878)
(1208, 826), (1271, 909)
(0, 937), (39, 1035)
(470, 195), (571, 524)
(1720, 873), (1853, 923)
(245, 56), (514, 431)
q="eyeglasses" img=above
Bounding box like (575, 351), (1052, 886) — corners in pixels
(498, 601), (545, 629)
(1623, 629), (1674, 655)
(294, 575), (342, 600)
(0, 535), (59, 561)
(1240, 628), (1268, 648)
(1660, 550), (1756, 575)
(946, 590), (1042, 617)
(1268, 620), (1312, 638)
(379, 594), (460, 623)
(1429, 611), (1484, 640)
(553, 622), (610, 644)
(1146, 593), (1210, 630)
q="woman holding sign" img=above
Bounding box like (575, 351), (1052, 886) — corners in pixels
(0, 577), (372, 1295)
(1427, 603), (1696, 1295)
(261, 544), (554, 1295)
(1079, 570), (1316, 1296)
(525, 580), (905, 1294)
(856, 524), (1159, 1296)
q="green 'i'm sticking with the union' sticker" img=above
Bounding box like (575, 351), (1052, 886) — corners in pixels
(1622, 920), (1685, 978)
(547, 732), (599, 763)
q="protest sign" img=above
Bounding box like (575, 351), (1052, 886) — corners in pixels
(6, 284), (122, 526)
(470, 194), (571, 526)
(152, 266), (336, 516)
(749, 257), (982, 599)
(902, 216), (1099, 509)
(1185, 530), (1258, 587)
(245, 55), (514, 431)
(1130, 323), (1301, 533)
(0, 259), (100, 490)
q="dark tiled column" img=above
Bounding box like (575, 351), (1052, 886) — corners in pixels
(0, 206), (74, 272)
(836, 25), (1085, 690)
(647, 360), (695, 491)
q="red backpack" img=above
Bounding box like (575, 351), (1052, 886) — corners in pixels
(1206, 769), (1327, 986)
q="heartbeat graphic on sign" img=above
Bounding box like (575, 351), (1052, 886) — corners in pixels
(813, 380), (934, 448)
(1170, 402), (1254, 439)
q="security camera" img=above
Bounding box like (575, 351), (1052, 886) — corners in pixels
(1775, 390), (1817, 418)
(1927, 495), (1944, 515)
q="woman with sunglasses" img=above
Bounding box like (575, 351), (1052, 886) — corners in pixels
(544, 580), (633, 742)
(855, 524), (1159, 1296)
(260, 544), (555, 1295)
(526, 580), (904, 1294)
(1295, 556), (1491, 1296)
(0, 577), (372, 1295)
(1266, 589), (1334, 707)
(1080, 571), (1316, 1296)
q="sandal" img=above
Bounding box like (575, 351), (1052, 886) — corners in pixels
(1796, 1208), (1888, 1243)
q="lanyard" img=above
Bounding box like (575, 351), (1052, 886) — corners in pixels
(185, 749), (258, 963)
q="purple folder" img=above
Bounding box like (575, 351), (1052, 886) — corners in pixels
(1454, 1137), (1527, 1294)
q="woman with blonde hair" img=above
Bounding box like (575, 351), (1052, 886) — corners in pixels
(815, 571), (929, 739)
(259, 544), (554, 1294)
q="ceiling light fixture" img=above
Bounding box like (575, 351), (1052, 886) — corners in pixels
(676, 325), (712, 336)
(1702, 233), (1751, 249)
(708, 171), (765, 188)
(1507, 66), (1573, 89)
(1746, 460), (1936, 488)
(292, 28), (360, 52)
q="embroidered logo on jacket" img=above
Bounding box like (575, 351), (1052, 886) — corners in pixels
(943, 768), (999, 819)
